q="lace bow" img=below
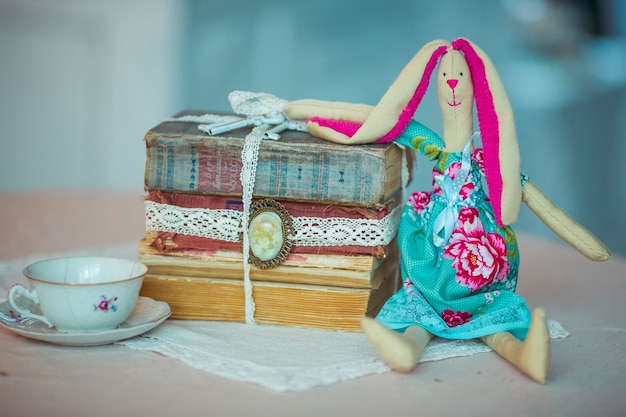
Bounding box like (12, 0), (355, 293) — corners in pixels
(199, 91), (307, 140)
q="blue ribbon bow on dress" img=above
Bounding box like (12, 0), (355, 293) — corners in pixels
(431, 133), (478, 248)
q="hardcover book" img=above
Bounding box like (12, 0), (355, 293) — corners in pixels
(137, 239), (398, 290)
(144, 110), (412, 207)
(143, 190), (403, 257)
(137, 244), (401, 331)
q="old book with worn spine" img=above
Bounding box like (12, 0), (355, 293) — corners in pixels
(143, 190), (403, 257)
(143, 110), (411, 207)
(137, 242), (401, 331)
(137, 238), (398, 289)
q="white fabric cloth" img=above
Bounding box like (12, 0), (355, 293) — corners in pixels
(0, 244), (569, 392)
(118, 319), (568, 392)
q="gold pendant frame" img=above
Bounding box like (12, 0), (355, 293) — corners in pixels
(240, 199), (295, 269)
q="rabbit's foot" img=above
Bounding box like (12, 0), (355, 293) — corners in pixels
(361, 317), (432, 372)
(481, 308), (551, 383)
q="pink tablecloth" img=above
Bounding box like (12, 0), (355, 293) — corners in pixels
(0, 192), (624, 417)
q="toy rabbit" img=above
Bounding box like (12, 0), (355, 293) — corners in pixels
(284, 38), (610, 384)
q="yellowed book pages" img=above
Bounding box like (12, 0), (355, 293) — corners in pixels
(139, 262), (401, 331)
(138, 237), (385, 271)
(137, 239), (398, 290)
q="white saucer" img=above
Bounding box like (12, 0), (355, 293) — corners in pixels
(0, 296), (171, 346)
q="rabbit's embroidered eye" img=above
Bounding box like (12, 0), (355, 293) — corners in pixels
(459, 72), (464, 76)
(442, 72), (447, 77)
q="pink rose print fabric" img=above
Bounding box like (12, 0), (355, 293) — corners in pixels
(441, 309), (473, 328)
(444, 207), (510, 292)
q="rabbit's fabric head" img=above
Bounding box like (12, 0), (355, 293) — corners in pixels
(441, 38), (521, 227)
(285, 38), (521, 226)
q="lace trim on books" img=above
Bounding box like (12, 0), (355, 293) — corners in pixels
(144, 201), (403, 248)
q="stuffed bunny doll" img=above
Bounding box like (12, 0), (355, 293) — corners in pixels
(284, 38), (610, 384)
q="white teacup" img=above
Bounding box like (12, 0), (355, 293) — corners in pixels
(8, 256), (148, 333)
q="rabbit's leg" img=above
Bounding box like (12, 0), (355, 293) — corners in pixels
(480, 308), (551, 383)
(362, 317), (433, 372)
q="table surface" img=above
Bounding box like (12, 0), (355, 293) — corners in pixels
(1, 192), (624, 417)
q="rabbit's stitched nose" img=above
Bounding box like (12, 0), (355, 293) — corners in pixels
(447, 79), (458, 89)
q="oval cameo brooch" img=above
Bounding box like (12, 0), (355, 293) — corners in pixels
(241, 199), (295, 269)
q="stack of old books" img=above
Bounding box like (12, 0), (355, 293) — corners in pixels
(138, 109), (412, 331)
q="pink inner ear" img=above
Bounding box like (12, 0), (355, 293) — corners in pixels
(452, 38), (504, 226)
(308, 117), (362, 137)
(374, 45), (449, 144)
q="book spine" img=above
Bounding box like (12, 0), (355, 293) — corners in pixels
(144, 135), (392, 205)
(145, 231), (388, 258)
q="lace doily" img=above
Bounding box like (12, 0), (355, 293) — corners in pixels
(117, 318), (569, 392)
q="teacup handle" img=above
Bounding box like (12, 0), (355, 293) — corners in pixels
(8, 284), (54, 327)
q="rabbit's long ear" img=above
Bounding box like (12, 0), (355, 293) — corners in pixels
(345, 39), (449, 144)
(452, 38), (521, 226)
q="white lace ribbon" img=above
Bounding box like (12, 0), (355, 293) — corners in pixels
(145, 201), (402, 248)
(239, 125), (266, 324)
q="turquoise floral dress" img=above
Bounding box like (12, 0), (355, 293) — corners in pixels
(376, 120), (531, 340)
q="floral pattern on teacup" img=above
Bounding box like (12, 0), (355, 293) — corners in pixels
(94, 295), (118, 313)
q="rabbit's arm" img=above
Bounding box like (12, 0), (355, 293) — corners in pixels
(283, 99), (374, 144)
(284, 99), (373, 122)
(521, 180), (610, 261)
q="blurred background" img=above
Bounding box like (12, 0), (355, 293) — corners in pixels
(1, 0), (624, 257)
